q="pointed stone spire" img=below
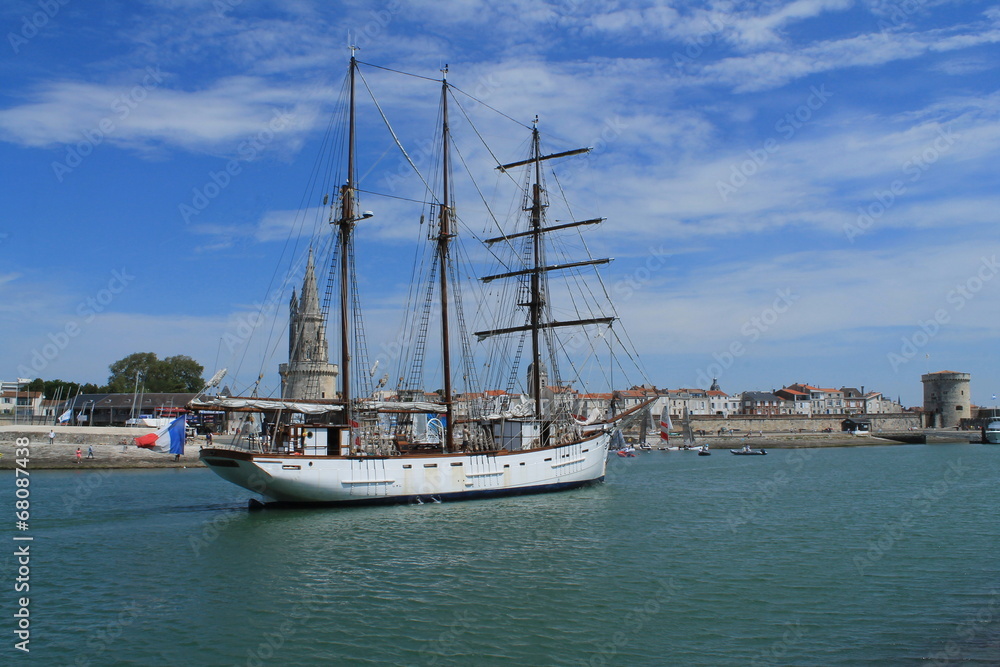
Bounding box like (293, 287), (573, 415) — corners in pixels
(279, 247), (338, 400)
(299, 248), (321, 316)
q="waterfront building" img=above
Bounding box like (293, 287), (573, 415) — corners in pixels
(0, 390), (42, 419)
(707, 389), (739, 417)
(664, 388), (712, 418)
(775, 387), (812, 415)
(782, 383), (844, 414)
(740, 391), (791, 416)
(840, 387), (865, 415)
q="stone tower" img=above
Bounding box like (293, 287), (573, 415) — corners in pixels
(279, 249), (339, 400)
(921, 370), (971, 428)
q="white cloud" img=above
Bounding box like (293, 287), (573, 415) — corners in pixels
(695, 16), (1000, 92)
(0, 75), (321, 154)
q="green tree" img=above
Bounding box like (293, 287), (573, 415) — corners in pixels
(107, 353), (204, 393)
(108, 352), (160, 393)
(159, 355), (205, 392)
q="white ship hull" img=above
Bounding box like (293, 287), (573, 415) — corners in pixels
(200, 431), (610, 505)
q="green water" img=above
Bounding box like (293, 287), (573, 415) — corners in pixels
(3, 444), (998, 665)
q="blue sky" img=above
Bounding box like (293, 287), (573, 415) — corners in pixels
(1, 0), (998, 407)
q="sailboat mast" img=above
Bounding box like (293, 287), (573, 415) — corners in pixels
(529, 124), (544, 419)
(437, 68), (454, 452)
(338, 55), (358, 426)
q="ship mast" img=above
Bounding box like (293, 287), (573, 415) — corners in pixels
(528, 123), (544, 419)
(437, 66), (455, 452)
(475, 123), (613, 424)
(336, 52), (359, 429)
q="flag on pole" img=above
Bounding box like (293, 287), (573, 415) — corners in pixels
(58, 409), (73, 424)
(135, 416), (186, 455)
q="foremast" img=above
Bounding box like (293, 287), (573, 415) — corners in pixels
(437, 66), (455, 453)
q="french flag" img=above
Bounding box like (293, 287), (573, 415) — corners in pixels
(659, 412), (673, 441)
(135, 416), (186, 455)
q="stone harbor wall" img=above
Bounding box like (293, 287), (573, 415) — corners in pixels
(0, 425), (154, 445)
(0, 425), (206, 469)
(687, 413), (920, 433)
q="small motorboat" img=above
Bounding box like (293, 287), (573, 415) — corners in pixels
(698, 445), (711, 456)
(731, 444), (767, 456)
(616, 449), (636, 458)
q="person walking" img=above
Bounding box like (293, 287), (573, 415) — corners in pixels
(48, 429), (55, 445)
(75, 448), (82, 464)
(86, 445), (94, 459)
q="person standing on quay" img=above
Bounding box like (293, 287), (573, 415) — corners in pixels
(75, 447), (82, 464)
(48, 429), (55, 445)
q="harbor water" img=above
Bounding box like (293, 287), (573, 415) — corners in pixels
(3, 443), (998, 665)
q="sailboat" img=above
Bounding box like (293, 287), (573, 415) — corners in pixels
(659, 406), (701, 451)
(193, 54), (651, 505)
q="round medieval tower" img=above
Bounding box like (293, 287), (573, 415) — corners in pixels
(921, 370), (971, 429)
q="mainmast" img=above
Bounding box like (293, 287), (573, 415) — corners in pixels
(437, 67), (455, 452)
(336, 52), (359, 428)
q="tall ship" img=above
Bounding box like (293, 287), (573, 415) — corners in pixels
(193, 53), (650, 505)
